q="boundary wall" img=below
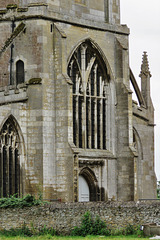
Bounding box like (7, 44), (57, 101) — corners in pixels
(0, 201), (160, 234)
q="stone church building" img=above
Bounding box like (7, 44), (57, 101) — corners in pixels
(0, 0), (157, 202)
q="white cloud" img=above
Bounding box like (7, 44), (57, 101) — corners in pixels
(121, 0), (160, 180)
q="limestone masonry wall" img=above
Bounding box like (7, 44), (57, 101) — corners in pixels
(0, 201), (160, 234)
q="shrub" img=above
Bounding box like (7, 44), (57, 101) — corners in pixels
(110, 225), (144, 237)
(123, 224), (136, 235)
(123, 224), (143, 236)
(71, 211), (110, 236)
(0, 224), (56, 237)
(0, 194), (44, 208)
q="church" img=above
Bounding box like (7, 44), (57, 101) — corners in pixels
(0, 0), (157, 202)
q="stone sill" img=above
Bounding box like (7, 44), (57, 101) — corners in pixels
(0, 95), (28, 105)
(78, 148), (116, 159)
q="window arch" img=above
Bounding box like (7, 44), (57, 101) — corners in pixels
(16, 60), (24, 84)
(68, 40), (110, 149)
(0, 117), (21, 197)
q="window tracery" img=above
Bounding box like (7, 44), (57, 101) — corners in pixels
(68, 41), (110, 149)
(0, 118), (20, 197)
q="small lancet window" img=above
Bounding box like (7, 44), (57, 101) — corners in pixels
(16, 60), (24, 84)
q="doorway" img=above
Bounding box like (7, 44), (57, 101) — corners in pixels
(79, 175), (90, 202)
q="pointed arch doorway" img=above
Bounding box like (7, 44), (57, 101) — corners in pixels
(79, 175), (90, 202)
(78, 167), (99, 202)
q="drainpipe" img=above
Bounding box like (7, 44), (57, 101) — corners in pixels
(9, 20), (16, 85)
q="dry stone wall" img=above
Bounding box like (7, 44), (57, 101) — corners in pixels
(0, 201), (160, 234)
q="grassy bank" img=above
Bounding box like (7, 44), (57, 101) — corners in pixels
(0, 236), (151, 240)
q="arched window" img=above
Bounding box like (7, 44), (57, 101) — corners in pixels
(0, 118), (21, 197)
(68, 41), (110, 149)
(16, 60), (24, 84)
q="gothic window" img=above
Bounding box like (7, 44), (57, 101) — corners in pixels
(0, 118), (20, 197)
(16, 60), (24, 85)
(68, 41), (109, 149)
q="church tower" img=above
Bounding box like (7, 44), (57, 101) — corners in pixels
(0, 0), (157, 201)
(0, 0), (120, 24)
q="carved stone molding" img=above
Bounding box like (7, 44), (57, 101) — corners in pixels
(79, 159), (104, 167)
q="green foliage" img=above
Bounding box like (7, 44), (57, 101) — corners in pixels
(110, 225), (144, 238)
(71, 212), (143, 238)
(6, 4), (17, 9)
(71, 211), (110, 236)
(38, 225), (56, 236)
(123, 224), (137, 236)
(0, 194), (44, 208)
(0, 223), (56, 237)
(28, 78), (42, 85)
(0, 223), (32, 237)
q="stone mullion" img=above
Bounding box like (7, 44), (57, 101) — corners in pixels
(15, 148), (20, 196)
(99, 99), (103, 149)
(12, 147), (15, 195)
(78, 95), (83, 148)
(106, 90), (110, 150)
(82, 96), (86, 148)
(14, 149), (17, 195)
(94, 98), (97, 149)
(88, 98), (91, 148)
(75, 96), (79, 147)
(94, 65), (98, 96)
(81, 45), (87, 87)
(93, 65), (98, 149)
(6, 146), (9, 197)
(81, 45), (87, 149)
(99, 76), (103, 149)
(9, 147), (12, 196)
(91, 99), (94, 148)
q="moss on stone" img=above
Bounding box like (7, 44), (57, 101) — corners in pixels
(17, 8), (28, 12)
(0, 10), (7, 14)
(0, 22), (25, 56)
(28, 3), (48, 7)
(11, 22), (25, 37)
(6, 4), (18, 9)
(28, 78), (42, 85)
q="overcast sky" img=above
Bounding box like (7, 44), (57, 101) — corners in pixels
(120, 0), (160, 180)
